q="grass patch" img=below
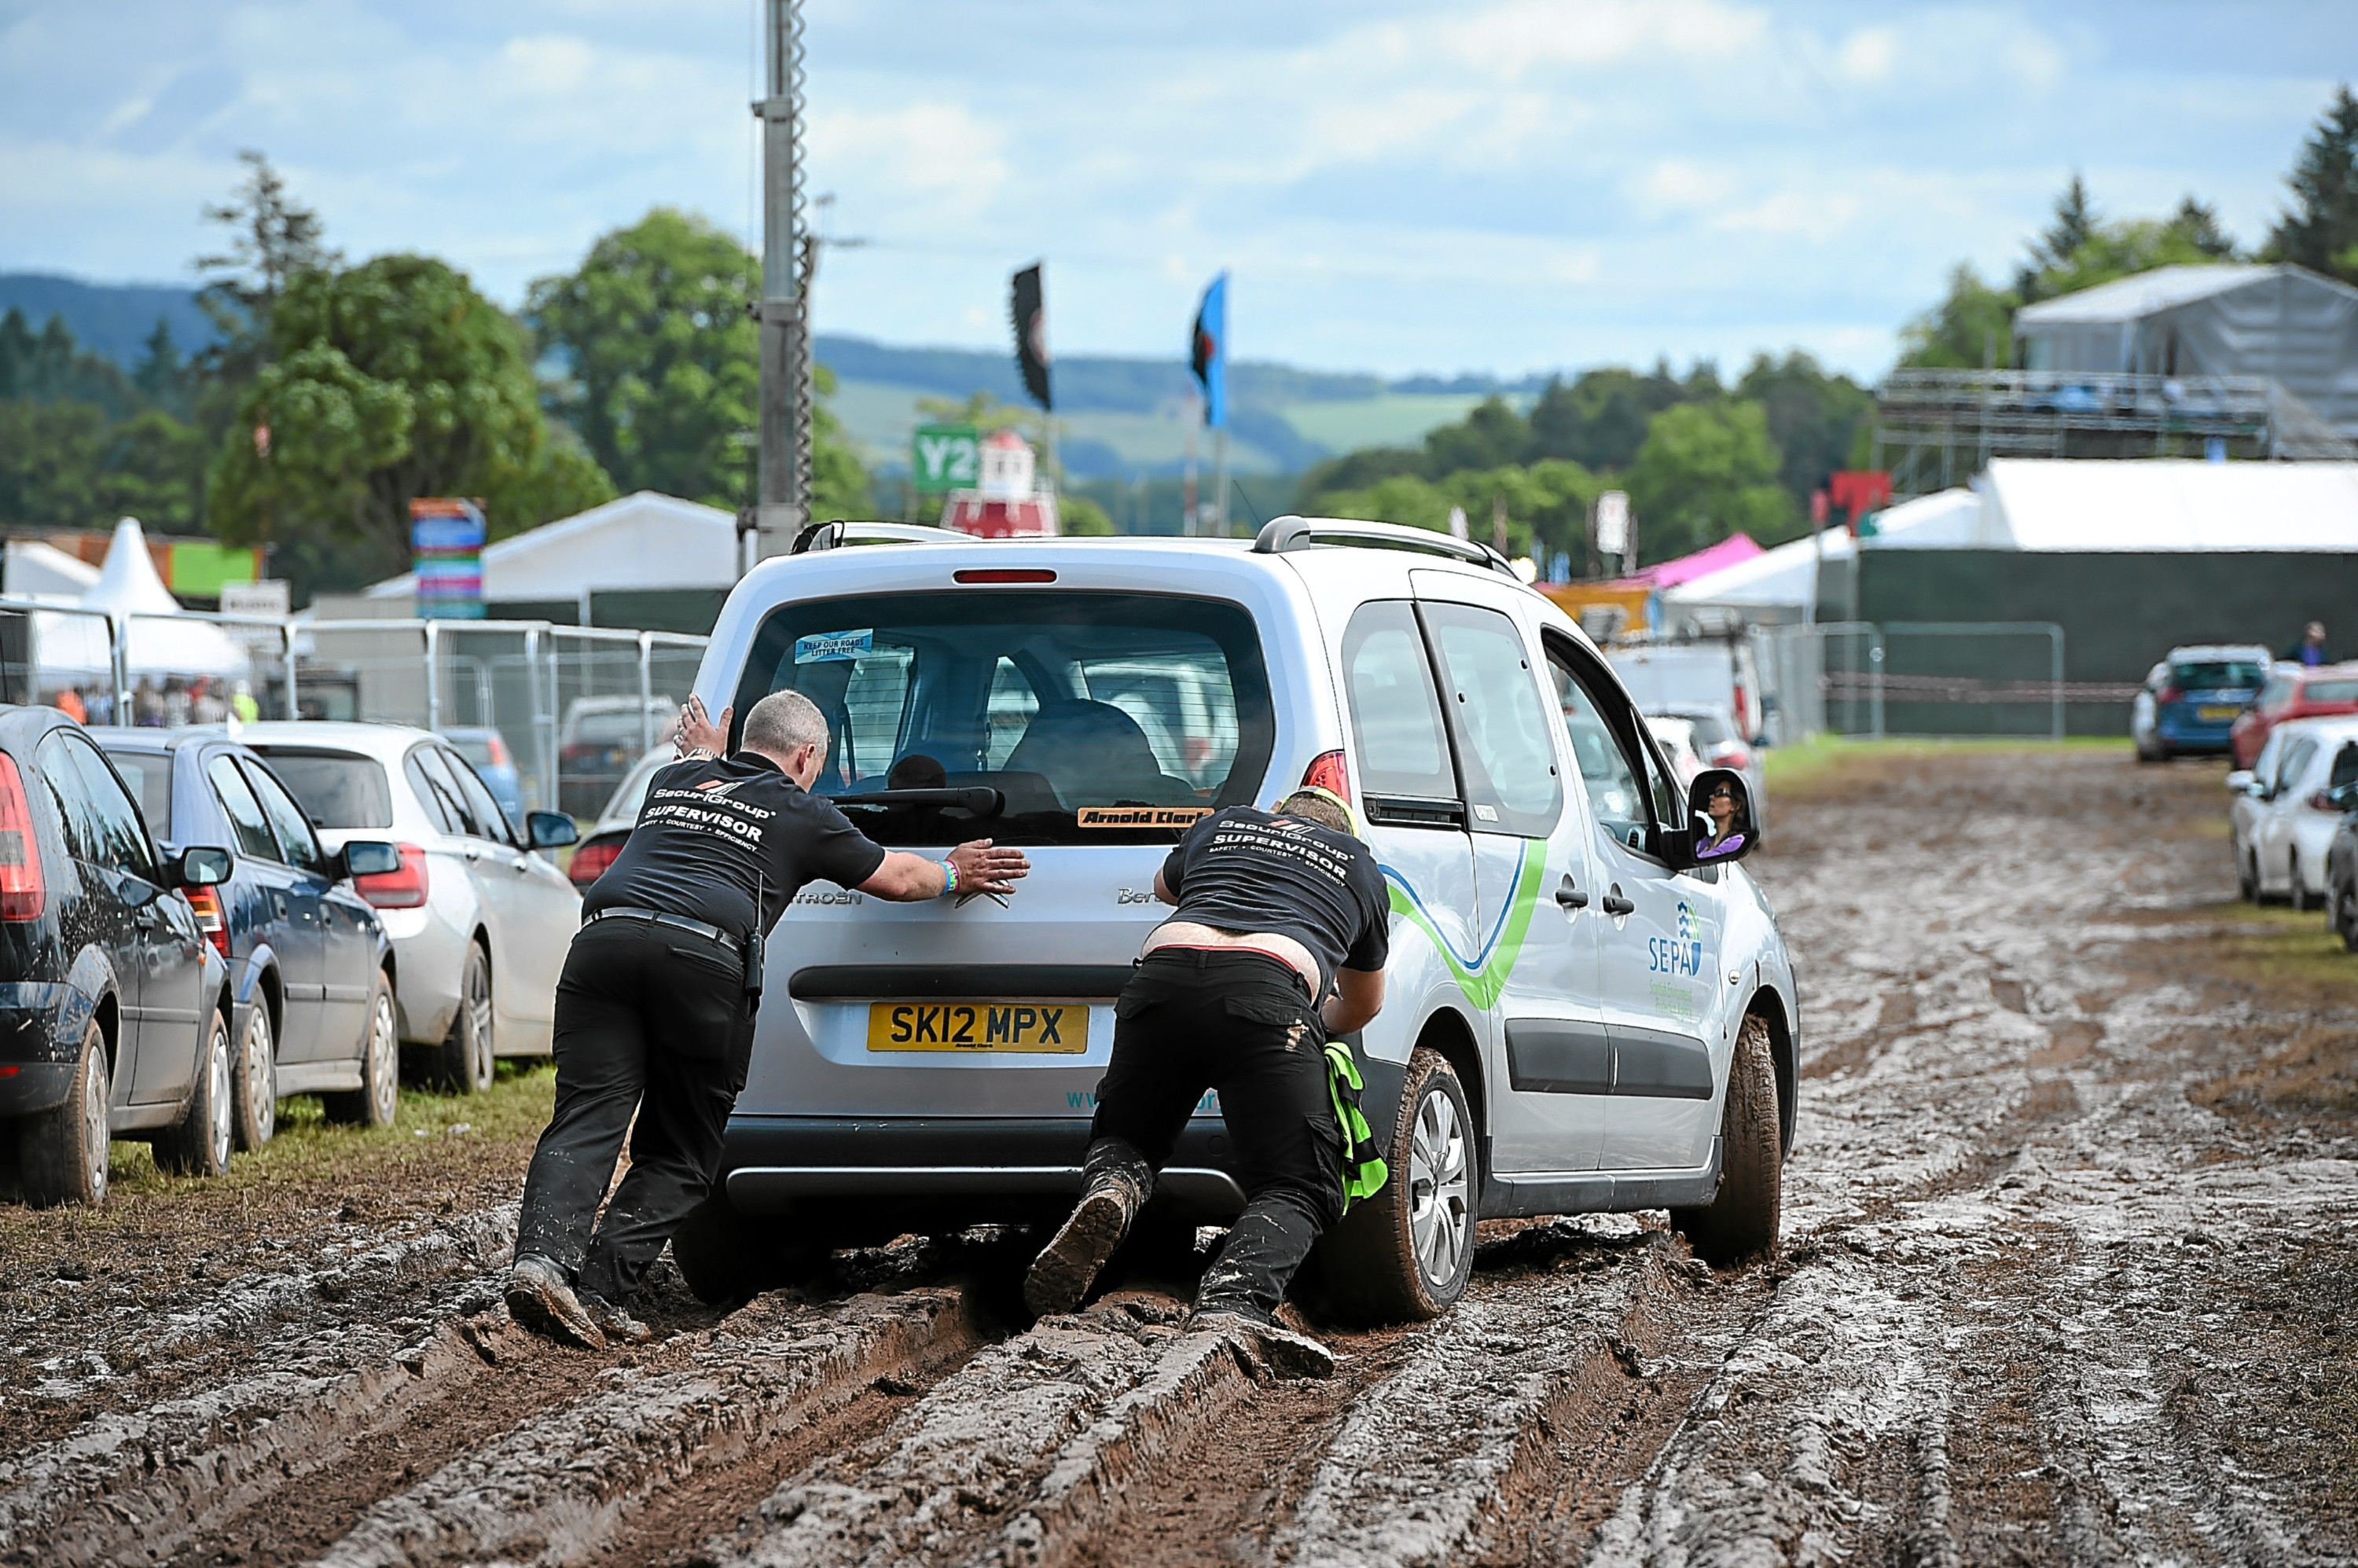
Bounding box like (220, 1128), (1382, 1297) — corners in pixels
(1764, 733), (2133, 799)
(99, 1059), (558, 1200)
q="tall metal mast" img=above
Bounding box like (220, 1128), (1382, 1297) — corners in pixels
(751, 0), (809, 564)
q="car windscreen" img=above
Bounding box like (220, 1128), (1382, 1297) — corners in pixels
(248, 748), (395, 829)
(730, 589), (1273, 846)
(2173, 661), (2264, 689)
(99, 749), (172, 835)
(2305, 678), (2358, 704)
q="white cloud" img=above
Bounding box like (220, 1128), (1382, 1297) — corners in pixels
(1835, 25), (1897, 84)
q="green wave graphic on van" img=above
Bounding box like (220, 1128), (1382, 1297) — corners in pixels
(1379, 839), (1547, 1010)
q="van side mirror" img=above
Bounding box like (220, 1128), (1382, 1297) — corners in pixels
(2224, 770), (2261, 798)
(171, 846), (233, 889)
(1680, 768), (1757, 866)
(527, 811), (579, 850)
(340, 839), (402, 879)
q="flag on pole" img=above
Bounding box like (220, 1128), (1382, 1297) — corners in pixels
(1011, 263), (1051, 411)
(1190, 272), (1228, 430)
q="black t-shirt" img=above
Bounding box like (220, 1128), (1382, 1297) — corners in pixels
(583, 752), (887, 942)
(1159, 806), (1390, 995)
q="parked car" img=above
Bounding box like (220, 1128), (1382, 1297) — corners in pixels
(2228, 714), (2358, 907)
(567, 745), (674, 891)
(558, 696), (678, 818)
(441, 727), (525, 829)
(238, 723), (582, 1093)
(1644, 701), (1768, 830)
(1606, 637), (1769, 752)
(0, 707), (234, 1206)
(1645, 715), (1706, 785)
(91, 729), (402, 1142)
(2229, 662), (2358, 769)
(687, 517), (1801, 1321)
(2131, 644), (2268, 762)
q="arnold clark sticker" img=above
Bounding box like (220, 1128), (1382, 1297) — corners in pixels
(794, 628), (874, 663)
(1075, 806), (1213, 829)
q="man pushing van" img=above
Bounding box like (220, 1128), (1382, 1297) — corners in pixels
(1023, 786), (1389, 1376)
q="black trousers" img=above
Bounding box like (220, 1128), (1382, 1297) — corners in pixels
(1089, 948), (1343, 1321)
(516, 920), (755, 1304)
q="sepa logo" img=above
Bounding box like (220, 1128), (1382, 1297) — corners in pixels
(1650, 899), (1704, 978)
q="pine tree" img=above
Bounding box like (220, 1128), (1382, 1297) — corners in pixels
(133, 319), (192, 419)
(2169, 196), (2237, 260)
(2016, 174), (2099, 302)
(2264, 84), (2358, 285)
(192, 150), (340, 379)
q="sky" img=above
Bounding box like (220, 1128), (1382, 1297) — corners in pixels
(0, 0), (2350, 381)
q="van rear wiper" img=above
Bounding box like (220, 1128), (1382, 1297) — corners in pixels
(832, 787), (1005, 817)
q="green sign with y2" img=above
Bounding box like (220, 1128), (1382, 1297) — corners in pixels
(912, 424), (980, 493)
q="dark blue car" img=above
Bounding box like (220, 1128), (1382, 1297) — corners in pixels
(93, 729), (402, 1148)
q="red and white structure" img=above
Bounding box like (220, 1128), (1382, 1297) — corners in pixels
(941, 428), (1060, 538)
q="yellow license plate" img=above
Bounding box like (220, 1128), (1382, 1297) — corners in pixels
(2197, 705), (2239, 721)
(867, 1001), (1088, 1053)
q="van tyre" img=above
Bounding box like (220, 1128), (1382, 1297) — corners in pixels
(1671, 1014), (1782, 1268)
(2341, 884), (2358, 953)
(325, 974), (400, 1128)
(2237, 851), (2259, 903)
(156, 1008), (233, 1178)
(231, 1002), (277, 1150)
(1309, 1046), (1476, 1325)
(22, 1019), (112, 1206)
(432, 944), (495, 1094)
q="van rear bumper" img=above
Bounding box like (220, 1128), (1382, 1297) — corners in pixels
(722, 1114), (1247, 1220)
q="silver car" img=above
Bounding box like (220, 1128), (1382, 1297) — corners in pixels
(241, 723), (582, 1092)
(690, 519), (1802, 1323)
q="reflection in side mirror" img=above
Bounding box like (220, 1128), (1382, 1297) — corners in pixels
(341, 839), (403, 879)
(175, 846), (233, 889)
(1686, 767), (1757, 865)
(527, 811), (580, 850)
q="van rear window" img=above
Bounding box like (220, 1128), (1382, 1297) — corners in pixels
(731, 591), (1273, 846)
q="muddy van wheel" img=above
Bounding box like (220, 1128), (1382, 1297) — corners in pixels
(1310, 1046), (1476, 1325)
(1672, 1014), (1782, 1268)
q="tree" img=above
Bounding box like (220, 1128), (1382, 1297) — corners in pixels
(2265, 84), (2358, 285)
(2016, 173), (2099, 302)
(1522, 364), (1695, 471)
(207, 255), (615, 595)
(1737, 353), (1873, 504)
(0, 399), (207, 531)
(1060, 494), (1115, 535)
(133, 320), (195, 420)
(527, 207), (869, 516)
(193, 151), (340, 385)
(1897, 265), (2021, 369)
(1624, 400), (1798, 558)
(0, 308), (141, 418)
(2173, 196), (2238, 260)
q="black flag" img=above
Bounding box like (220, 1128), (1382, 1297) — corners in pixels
(1011, 263), (1051, 411)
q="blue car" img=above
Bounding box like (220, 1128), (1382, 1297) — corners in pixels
(441, 727), (525, 829)
(92, 729), (402, 1147)
(2132, 644), (2270, 762)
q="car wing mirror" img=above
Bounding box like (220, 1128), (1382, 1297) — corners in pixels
(340, 839), (402, 879)
(173, 845), (233, 889)
(527, 811), (579, 850)
(1677, 767), (1757, 868)
(2225, 770), (2257, 795)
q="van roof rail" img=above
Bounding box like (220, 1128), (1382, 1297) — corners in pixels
(789, 519), (972, 555)
(1251, 515), (1519, 578)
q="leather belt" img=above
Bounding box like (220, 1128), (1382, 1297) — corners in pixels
(585, 906), (743, 958)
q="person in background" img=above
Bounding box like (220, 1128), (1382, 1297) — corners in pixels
(53, 687), (86, 724)
(2285, 622), (2332, 666)
(230, 680), (260, 723)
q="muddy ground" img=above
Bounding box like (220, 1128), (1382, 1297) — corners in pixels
(2, 744), (2353, 1566)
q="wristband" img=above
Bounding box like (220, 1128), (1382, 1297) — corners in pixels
(939, 858), (958, 896)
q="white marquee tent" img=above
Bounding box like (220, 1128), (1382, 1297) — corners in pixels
(1662, 488), (1986, 623)
(27, 518), (257, 686)
(1960, 458), (2358, 552)
(363, 490), (740, 610)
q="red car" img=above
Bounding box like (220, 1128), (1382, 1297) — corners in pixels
(2231, 663), (2358, 768)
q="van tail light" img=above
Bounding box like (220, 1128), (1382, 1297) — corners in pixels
(185, 886), (230, 959)
(568, 836), (624, 888)
(356, 843), (430, 909)
(0, 753), (44, 921)
(1298, 750), (1350, 800)
(1732, 682), (1752, 738)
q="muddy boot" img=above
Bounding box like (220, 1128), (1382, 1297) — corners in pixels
(580, 1291), (654, 1346)
(1188, 1308), (1336, 1380)
(505, 1254), (608, 1351)
(1023, 1140), (1151, 1318)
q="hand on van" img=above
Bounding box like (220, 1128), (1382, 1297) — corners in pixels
(859, 839), (1030, 902)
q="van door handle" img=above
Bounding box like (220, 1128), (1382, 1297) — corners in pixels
(1600, 887), (1636, 916)
(1555, 876), (1589, 909)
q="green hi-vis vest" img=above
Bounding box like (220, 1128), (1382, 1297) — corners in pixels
(1323, 1040), (1389, 1211)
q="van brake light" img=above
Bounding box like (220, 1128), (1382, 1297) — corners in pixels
(1299, 750), (1350, 800)
(357, 843), (430, 909)
(0, 753), (43, 921)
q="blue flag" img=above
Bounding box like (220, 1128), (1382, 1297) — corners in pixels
(1190, 272), (1228, 429)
